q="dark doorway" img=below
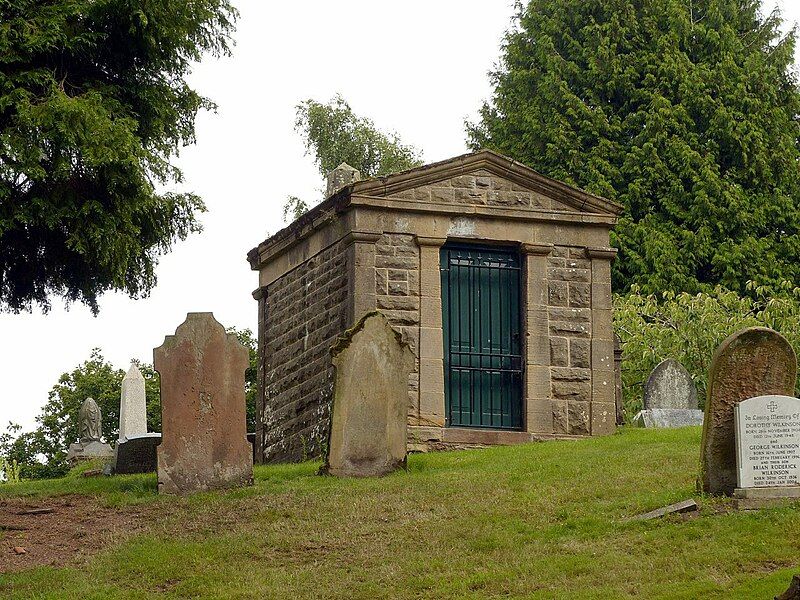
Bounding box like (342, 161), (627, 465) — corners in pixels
(440, 244), (523, 429)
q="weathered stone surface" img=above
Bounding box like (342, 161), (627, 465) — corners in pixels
(114, 433), (161, 475)
(644, 359), (698, 410)
(79, 397), (102, 442)
(155, 313), (253, 494)
(324, 312), (414, 477)
(66, 440), (114, 466)
(701, 327), (797, 496)
(326, 163), (361, 198)
(119, 363), (147, 441)
(632, 408), (704, 428)
(775, 574), (800, 600)
(628, 499), (698, 521)
(734, 395), (800, 489)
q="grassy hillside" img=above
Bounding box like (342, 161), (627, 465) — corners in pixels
(1, 427), (798, 599)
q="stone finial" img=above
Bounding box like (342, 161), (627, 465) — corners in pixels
(79, 397), (102, 443)
(119, 363), (147, 441)
(154, 312), (253, 494)
(326, 163), (361, 198)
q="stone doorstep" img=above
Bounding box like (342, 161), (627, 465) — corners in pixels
(407, 425), (586, 447)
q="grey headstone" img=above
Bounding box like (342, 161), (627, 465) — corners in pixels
(113, 433), (162, 475)
(643, 359), (697, 410)
(632, 408), (704, 428)
(119, 363), (147, 441)
(735, 395), (800, 490)
(323, 312), (414, 477)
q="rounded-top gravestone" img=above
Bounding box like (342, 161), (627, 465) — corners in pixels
(643, 359), (697, 410)
(701, 327), (797, 496)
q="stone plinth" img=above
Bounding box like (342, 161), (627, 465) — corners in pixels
(701, 327), (797, 496)
(114, 433), (162, 475)
(66, 440), (114, 466)
(632, 408), (704, 429)
(154, 313), (253, 494)
(324, 312), (414, 477)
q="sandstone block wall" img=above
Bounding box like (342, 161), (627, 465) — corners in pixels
(261, 241), (348, 463)
(375, 233), (420, 422)
(547, 246), (593, 435)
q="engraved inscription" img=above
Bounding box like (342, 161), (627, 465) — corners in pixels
(735, 395), (800, 489)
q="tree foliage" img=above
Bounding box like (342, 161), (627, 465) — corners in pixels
(614, 283), (800, 420)
(0, 0), (237, 313)
(0, 328), (256, 480)
(295, 94), (423, 181)
(469, 0), (800, 296)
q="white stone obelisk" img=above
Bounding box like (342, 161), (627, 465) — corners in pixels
(119, 363), (147, 441)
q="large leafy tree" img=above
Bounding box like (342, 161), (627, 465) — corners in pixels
(0, 0), (237, 313)
(469, 0), (800, 295)
(284, 95), (423, 221)
(295, 94), (423, 180)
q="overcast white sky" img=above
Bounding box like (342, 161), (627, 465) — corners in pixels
(1, 1), (799, 432)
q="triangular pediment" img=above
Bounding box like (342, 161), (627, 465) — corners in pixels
(349, 150), (622, 216)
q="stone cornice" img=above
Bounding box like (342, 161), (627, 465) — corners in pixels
(585, 247), (618, 260)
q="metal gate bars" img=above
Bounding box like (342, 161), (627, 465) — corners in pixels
(440, 244), (523, 430)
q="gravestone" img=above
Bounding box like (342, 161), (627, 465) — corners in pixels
(323, 312), (414, 477)
(701, 327), (797, 496)
(66, 397), (114, 465)
(119, 363), (147, 441)
(734, 395), (800, 501)
(114, 433), (161, 475)
(154, 313), (253, 494)
(644, 359), (698, 410)
(632, 359), (704, 428)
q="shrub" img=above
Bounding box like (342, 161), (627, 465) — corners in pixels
(614, 283), (800, 421)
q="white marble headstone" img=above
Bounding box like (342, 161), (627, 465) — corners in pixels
(735, 395), (800, 489)
(119, 363), (147, 441)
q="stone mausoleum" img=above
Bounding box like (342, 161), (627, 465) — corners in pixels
(248, 150), (622, 464)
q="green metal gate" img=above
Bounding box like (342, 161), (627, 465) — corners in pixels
(440, 244), (523, 430)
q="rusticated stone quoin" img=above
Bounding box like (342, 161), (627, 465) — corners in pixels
(155, 313), (253, 495)
(701, 327), (797, 496)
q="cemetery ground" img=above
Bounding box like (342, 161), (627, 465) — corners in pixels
(1, 428), (799, 599)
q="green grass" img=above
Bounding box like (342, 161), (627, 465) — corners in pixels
(1, 427), (799, 599)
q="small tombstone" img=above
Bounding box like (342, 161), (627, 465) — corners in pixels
(154, 313), (253, 494)
(323, 312), (414, 477)
(114, 433), (161, 475)
(632, 359), (704, 428)
(701, 327), (797, 496)
(66, 398), (114, 465)
(119, 363), (147, 441)
(644, 359), (698, 410)
(734, 395), (800, 502)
